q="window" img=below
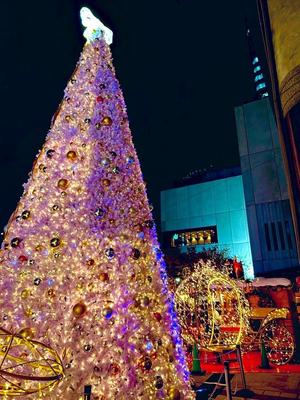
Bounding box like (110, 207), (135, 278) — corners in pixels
(277, 221), (285, 250)
(168, 226), (218, 248)
(285, 221), (294, 250)
(254, 73), (264, 82)
(271, 222), (279, 251)
(261, 92), (269, 98)
(252, 57), (259, 65)
(254, 65), (261, 73)
(256, 82), (266, 91)
(264, 223), (271, 251)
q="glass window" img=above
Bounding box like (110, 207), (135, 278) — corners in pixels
(264, 223), (271, 251)
(254, 73), (264, 82)
(277, 221), (285, 250)
(252, 57), (259, 65)
(254, 65), (261, 73)
(285, 221), (294, 250)
(256, 82), (266, 91)
(261, 92), (269, 98)
(169, 226), (218, 248)
(271, 222), (279, 251)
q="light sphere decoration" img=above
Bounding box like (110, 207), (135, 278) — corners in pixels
(0, 327), (63, 396)
(175, 262), (250, 352)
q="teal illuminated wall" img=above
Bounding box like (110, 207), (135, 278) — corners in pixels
(161, 175), (254, 279)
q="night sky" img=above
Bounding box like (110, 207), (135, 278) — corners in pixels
(0, 0), (268, 230)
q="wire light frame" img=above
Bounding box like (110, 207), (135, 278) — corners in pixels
(0, 327), (64, 396)
(175, 262), (250, 352)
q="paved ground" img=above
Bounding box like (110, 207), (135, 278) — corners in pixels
(193, 372), (300, 399)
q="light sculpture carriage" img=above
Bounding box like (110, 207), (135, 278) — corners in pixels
(175, 263), (250, 353)
(175, 262), (295, 365)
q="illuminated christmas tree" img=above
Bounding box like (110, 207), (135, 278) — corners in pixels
(0, 8), (193, 400)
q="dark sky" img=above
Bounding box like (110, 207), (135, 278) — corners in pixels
(0, 0), (267, 230)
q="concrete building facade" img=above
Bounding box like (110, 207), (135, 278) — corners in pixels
(235, 97), (298, 274)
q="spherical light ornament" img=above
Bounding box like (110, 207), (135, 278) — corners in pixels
(153, 312), (162, 322)
(168, 388), (181, 400)
(131, 248), (141, 260)
(84, 344), (92, 352)
(50, 238), (60, 248)
(105, 248), (115, 259)
(110, 363), (120, 376)
(72, 303), (87, 318)
(99, 272), (109, 282)
(102, 178), (111, 187)
(126, 155), (134, 165)
(39, 164), (47, 172)
(86, 259), (95, 267)
(155, 376), (164, 390)
(109, 151), (117, 159)
(101, 116), (112, 126)
(95, 208), (105, 218)
(46, 149), (55, 158)
(21, 210), (31, 220)
(21, 289), (31, 300)
(57, 179), (69, 190)
(34, 278), (41, 286)
(144, 357), (152, 371)
(100, 158), (110, 167)
(11, 237), (21, 248)
(112, 166), (120, 174)
(47, 289), (55, 298)
(103, 307), (113, 319)
(66, 151), (77, 161)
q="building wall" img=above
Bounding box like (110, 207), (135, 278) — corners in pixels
(235, 98), (298, 274)
(161, 175), (254, 279)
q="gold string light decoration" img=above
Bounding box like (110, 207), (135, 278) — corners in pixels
(0, 327), (64, 396)
(175, 262), (250, 352)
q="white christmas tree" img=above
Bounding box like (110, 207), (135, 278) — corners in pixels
(0, 8), (194, 400)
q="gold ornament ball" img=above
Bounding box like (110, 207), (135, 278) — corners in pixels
(47, 288), (55, 298)
(99, 272), (109, 282)
(19, 327), (35, 340)
(168, 388), (181, 400)
(24, 307), (33, 317)
(67, 150), (77, 161)
(57, 178), (69, 190)
(21, 289), (31, 300)
(102, 178), (111, 187)
(72, 303), (87, 317)
(101, 116), (112, 126)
